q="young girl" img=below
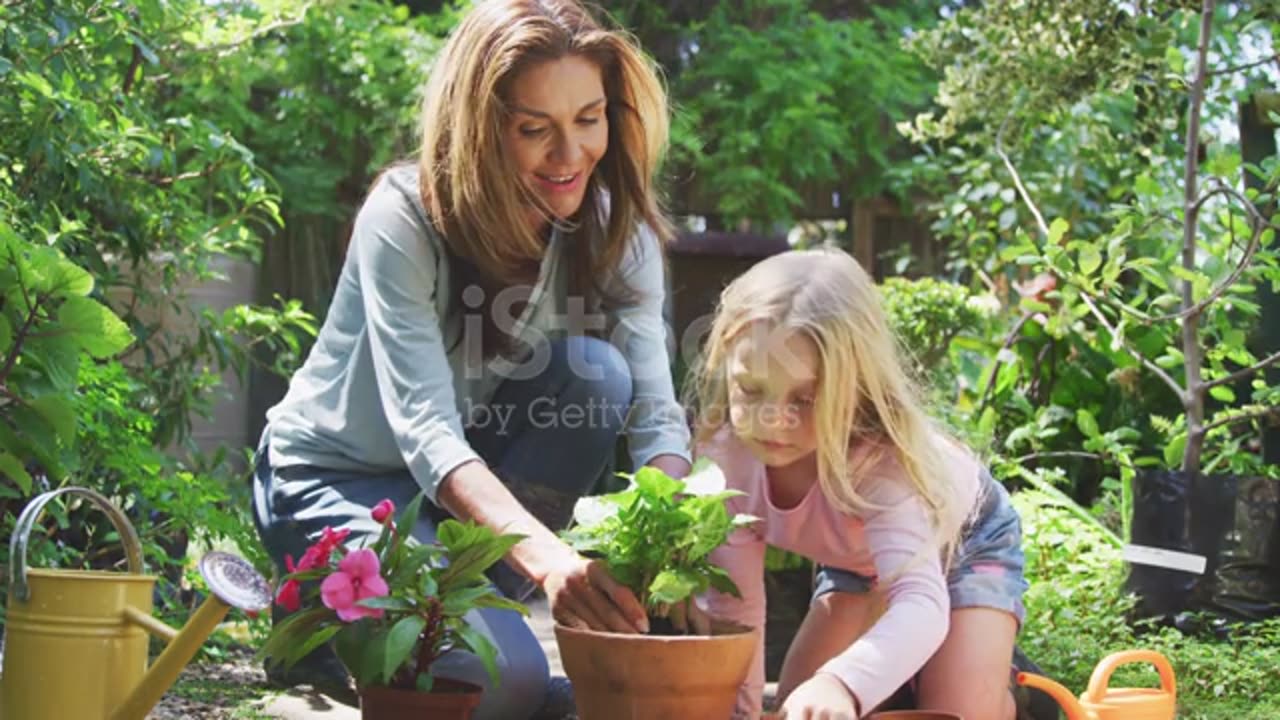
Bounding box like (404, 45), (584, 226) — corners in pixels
(689, 248), (1032, 720)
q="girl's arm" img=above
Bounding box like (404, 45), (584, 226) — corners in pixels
(601, 225), (692, 471)
(815, 476), (950, 713)
(701, 528), (768, 719)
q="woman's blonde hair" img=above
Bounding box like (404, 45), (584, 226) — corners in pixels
(688, 248), (971, 557)
(419, 0), (672, 350)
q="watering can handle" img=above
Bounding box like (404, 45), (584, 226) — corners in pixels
(9, 486), (145, 603)
(1083, 649), (1177, 704)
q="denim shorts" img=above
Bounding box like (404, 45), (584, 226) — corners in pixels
(813, 472), (1028, 624)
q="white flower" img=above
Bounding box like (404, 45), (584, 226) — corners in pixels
(682, 457), (727, 496)
(572, 496), (618, 527)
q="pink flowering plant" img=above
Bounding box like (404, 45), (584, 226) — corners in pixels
(260, 493), (528, 692)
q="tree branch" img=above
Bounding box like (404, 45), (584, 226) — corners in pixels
(121, 44), (143, 96)
(1202, 406), (1280, 434)
(1132, 199), (1267, 325)
(0, 300), (43, 386)
(183, 6), (314, 58)
(1204, 350), (1280, 390)
(1177, 0), (1216, 474)
(996, 112), (1051, 239)
(1014, 450), (1104, 465)
(994, 110), (1186, 400)
(1208, 52), (1280, 77)
(135, 160), (228, 187)
(979, 311), (1035, 409)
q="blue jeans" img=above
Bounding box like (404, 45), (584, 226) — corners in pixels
(252, 336), (633, 720)
(813, 473), (1028, 625)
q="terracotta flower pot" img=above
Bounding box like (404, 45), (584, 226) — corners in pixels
(554, 622), (758, 720)
(359, 679), (483, 720)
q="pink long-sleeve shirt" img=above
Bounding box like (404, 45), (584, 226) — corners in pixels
(696, 428), (983, 718)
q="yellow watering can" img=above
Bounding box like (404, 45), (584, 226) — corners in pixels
(0, 486), (272, 720)
(1017, 649), (1177, 720)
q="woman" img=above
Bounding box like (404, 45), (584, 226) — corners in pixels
(251, 2), (691, 717)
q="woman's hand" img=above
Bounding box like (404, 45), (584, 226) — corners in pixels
(778, 673), (861, 720)
(647, 454), (691, 479)
(542, 554), (650, 634)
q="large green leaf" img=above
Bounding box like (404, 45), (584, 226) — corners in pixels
(287, 624), (341, 667)
(361, 628), (389, 685)
(455, 623), (500, 687)
(40, 252), (95, 298)
(21, 334), (79, 392)
(383, 615), (427, 682)
(648, 569), (702, 605)
(28, 394), (77, 445)
(0, 313), (12, 354)
(0, 451), (33, 494)
(56, 296), (133, 358)
(633, 466), (682, 502)
(334, 621), (372, 684)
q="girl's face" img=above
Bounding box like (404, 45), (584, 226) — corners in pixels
(726, 323), (821, 468)
(504, 54), (609, 232)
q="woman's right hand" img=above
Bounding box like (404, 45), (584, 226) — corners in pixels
(542, 554), (650, 634)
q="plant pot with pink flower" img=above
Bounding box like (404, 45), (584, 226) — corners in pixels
(260, 494), (528, 720)
(557, 459), (759, 720)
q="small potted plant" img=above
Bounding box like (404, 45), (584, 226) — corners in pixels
(556, 458), (759, 720)
(259, 493), (528, 720)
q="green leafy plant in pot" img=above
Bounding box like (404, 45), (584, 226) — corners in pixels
(556, 458), (760, 720)
(260, 493), (527, 720)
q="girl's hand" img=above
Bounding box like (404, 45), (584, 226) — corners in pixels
(778, 673), (861, 719)
(542, 555), (649, 634)
(658, 597), (713, 635)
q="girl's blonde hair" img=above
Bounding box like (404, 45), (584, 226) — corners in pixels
(419, 0), (672, 350)
(689, 248), (971, 557)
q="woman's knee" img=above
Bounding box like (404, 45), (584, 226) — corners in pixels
(553, 336), (633, 417)
(433, 607), (549, 720)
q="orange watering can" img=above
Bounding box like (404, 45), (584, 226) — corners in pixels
(1016, 649), (1177, 720)
(0, 486), (273, 720)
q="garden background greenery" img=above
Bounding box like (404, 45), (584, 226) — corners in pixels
(2, 1), (1278, 717)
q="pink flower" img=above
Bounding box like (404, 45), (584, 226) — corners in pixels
(293, 527), (352, 572)
(320, 548), (389, 622)
(275, 579), (301, 612)
(371, 499), (395, 524)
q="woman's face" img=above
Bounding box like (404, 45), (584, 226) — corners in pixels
(504, 54), (609, 231)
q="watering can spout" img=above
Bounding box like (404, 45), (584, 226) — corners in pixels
(110, 552), (272, 720)
(1017, 672), (1086, 720)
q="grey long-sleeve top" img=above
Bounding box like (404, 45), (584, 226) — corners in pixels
(265, 164), (691, 503)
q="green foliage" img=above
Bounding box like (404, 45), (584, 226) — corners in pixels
(631, 0), (936, 225)
(0, 0), (327, 627)
(262, 496), (528, 692)
(898, 1), (1280, 503)
(563, 458), (756, 613)
(880, 276), (990, 388)
(0, 222), (133, 494)
(1014, 487), (1280, 718)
